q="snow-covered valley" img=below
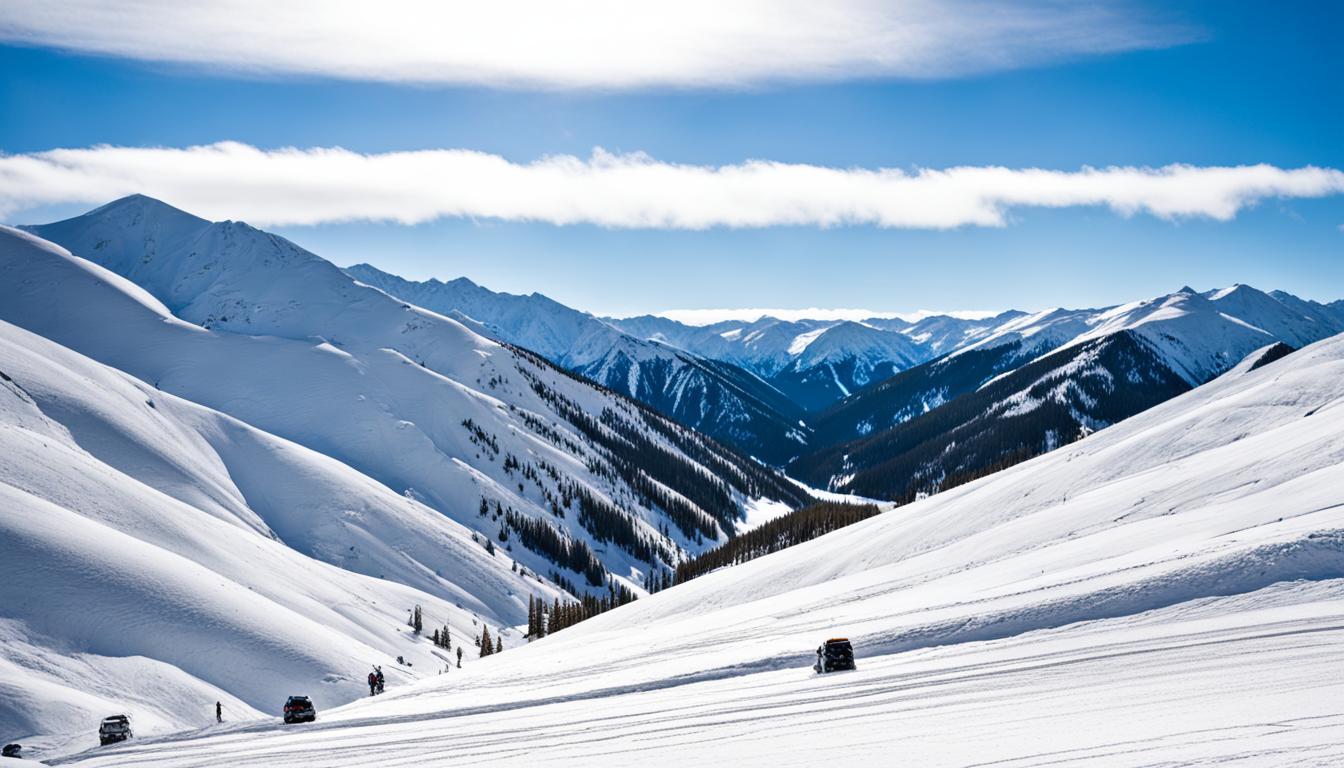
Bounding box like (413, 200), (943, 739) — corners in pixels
(0, 199), (811, 758)
(2, 2), (1339, 763)
(31, 313), (1344, 766)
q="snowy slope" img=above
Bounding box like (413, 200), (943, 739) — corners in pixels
(609, 315), (936, 411)
(611, 286), (1341, 420)
(947, 305), (1102, 360)
(793, 330), (1192, 498)
(952, 285), (1344, 385)
(51, 324), (1344, 767)
(799, 285), (1344, 488)
(768, 321), (926, 409)
(6, 199), (809, 593)
(0, 317), (549, 758)
(343, 265), (624, 369)
(866, 309), (1027, 355)
(570, 341), (810, 465)
(344, 264), (809, 464)
(1059, 286), (1340, 384)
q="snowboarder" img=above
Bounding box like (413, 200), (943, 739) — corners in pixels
(368, 671), (378, 696)
(375, 665), (385, 694)
(216, 701), (222, 723)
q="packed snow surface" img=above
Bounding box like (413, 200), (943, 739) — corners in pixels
(50, 332), (1344, 766)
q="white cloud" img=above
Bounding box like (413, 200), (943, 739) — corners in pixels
(0, 0), (1195, 88)
(649, 308), (1000, 325)
(2, 142), (1342, 230)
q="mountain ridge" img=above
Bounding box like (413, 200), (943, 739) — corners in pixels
(344, 261), (811, 464)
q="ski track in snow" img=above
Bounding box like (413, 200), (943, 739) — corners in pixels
(48, 585), (1344, 767)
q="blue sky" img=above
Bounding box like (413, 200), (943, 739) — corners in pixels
(1, 0), (1340, 318)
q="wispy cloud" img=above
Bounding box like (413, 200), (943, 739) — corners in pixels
(649, 308), (1000, 325)
(3, 142), (1342, 229)
(0, 0), (1196, 89)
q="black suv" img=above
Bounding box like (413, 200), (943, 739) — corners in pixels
(98, 714), (133, 746)
(283, 695), (316, 724)
(814, 638), (856, 673)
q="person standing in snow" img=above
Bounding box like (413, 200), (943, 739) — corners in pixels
(215, 701), (222, 723)
(368, 670), (378, 696)
(375, 666), (385, 694)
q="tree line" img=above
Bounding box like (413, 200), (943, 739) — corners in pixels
(666, 501), (884, 587)
(528, 582), (638, 638)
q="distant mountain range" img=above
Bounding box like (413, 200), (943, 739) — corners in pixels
(344, 264), (811, 465)
(606, 311), (1025, 408)
(345, 263), (1344, 496)
(791, 286), (1344, 498)
(343, 264), (1045, 461)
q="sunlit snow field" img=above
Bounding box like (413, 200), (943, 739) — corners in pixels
(44, 331), (1344, 767)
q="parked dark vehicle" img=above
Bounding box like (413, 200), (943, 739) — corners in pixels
(2, 743), (21, 758)
(282, 695), (316, 724)
(814, 638), (856, 673)
(98, 714), (133, 746)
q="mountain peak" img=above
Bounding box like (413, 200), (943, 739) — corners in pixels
(1206, 283), (1267, 302)
(82, 193), (209, 226)
(346, 262), (384, 275)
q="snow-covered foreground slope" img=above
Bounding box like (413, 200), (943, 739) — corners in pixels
(55, 333), (1344, 766)
(0, 317), (549, 758)
(0, 199), (808, 757)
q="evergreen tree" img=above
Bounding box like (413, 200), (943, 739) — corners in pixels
(479, 626), (492, 657)
(432, 629), (440, 646)
(412, 604), (423, 634)
(495, 635), (503, 654)
(456, 647), (463, 667)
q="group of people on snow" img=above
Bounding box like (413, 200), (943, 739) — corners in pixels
(367, 666), (385, 696)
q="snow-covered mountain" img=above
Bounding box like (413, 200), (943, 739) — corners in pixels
(344, 264), (809, 464)
(52, 329), (1344, 767)
(0, 197), (814, 752)
(795, 284), (1344, 497)
(609, 315), (934, 410)
(344, 258), (1343, 492)
(762, 321), (926, 409)
(12, 197), (810, 567)
(792, 330), (1193, 497)
(0, 313), (549, 755)
(863, 310), (1028, 355)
